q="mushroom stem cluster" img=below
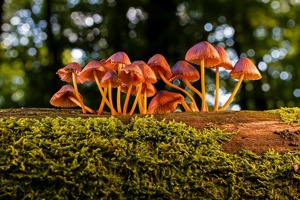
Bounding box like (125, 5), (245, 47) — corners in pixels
(50, 42), (262, 115)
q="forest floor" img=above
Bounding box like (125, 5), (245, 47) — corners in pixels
(1, 107), (300, 155)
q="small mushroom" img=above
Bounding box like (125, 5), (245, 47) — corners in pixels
(147, 90), (191, 114)
(212, 46), (233, 111)
(147, 54), (194, 112)
(100, 69), (120, 115)
(169, 60), (202, 111)
(132, 60), (157, 114)
(56, 62), (87, 113)
(50, 85), (95, 114)
(185, 41), (221, 111)
(79, 60), (110, 115)
(123, 82), (157, 114)
(219, 57), (262, 111)
(118, 63), (145, 115)
(105, 52), (131, 114)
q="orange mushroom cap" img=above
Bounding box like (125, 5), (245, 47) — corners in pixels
(147, 90), (184, 114)
(100, 68), (121, 88)
(139, 82), (157, 97)
(105, 52), (131, 70)
(170, 60), (200, 82)
(50, 85), (82, 108)
(230, 57), (262, 80)
(213, 46), (233, 70)
(118, 63), (145, 85)
(79, 60), (108, 82)
(185, 41), (221, 68)
(56, 62), (85, 84)
(147, 54), (172, 80)
(132, 60), (157, 84)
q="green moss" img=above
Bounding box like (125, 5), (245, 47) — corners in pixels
(0, 115), (300, 199)
(268, 107), (300, 124)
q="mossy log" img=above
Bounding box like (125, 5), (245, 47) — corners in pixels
(0, 107), (300, 199)
(1, 107), (300, 154)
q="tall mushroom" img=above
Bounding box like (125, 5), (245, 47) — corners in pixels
(213, 46), (233, 111)
(50, 85), (95, 114)
(132, 60), (157, 114)
(147, 54), (194, 112)
(56, 62), (86, 114)
(100, 69), (120, 115)
(185, 41), (221, 111)
(147, 90), (191, 114)
(118, 63), (145, 115)
(105, 52), (131, 114)
(219, 57), (262, 111)
(79, 60), (111, 115)
(169, 60), (203, 111)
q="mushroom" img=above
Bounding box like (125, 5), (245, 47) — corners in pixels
(169, 60), (203, 111)
(105, 52), (131, 114)
(56, 62), (87, 114)
(132, 60), (157, 114)
(212, 46), (233, 111)
(147, 90), (191, 114)
(50, 85), (95, 114)
(118, 63), (145, 115)
(137, 82), (157, 113)
(185, 41), (221, 111)
(147, 54), (194, 112)
(79, 60), (111, 115)
(122, 82), (157, 114)
(219, 57), (262, 111)
(100, 68), (120, 115)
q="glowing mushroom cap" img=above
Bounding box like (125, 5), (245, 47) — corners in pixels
(56, 62), (85, 84)
(230, 57), (262, 80)
(100, 69), (121, 88)
(147, 54), (172, 80)
(79, 60), (108, 82)
(118, 63), (145, 86)
(147, 90), (184, 114)
(185, 41), (220, 68)
(214, 46), (233, 70)
(105, 51), (131, 70)
(132, 60), (157, 83)
(170, 60), (200, 82)
(50, 85), (82, 108)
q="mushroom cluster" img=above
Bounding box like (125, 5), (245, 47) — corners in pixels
(50, 41), (262, 115)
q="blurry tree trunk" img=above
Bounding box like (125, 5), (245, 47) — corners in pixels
(0, 0), (3, 34)
(0, 0), (4, 76)
(107, 1), (128, 52)
(145, 0), (178, 91)
(146, 0), (178, 58)
(43, 0), (62, 103)
(0, 0), (4, 47)
(26, 0), (62, 107)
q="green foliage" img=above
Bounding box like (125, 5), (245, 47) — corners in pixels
(268, 107), (300, 124)
(0, 115), (300, 199)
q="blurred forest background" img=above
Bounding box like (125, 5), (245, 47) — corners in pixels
(0, 0), (299, 110)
